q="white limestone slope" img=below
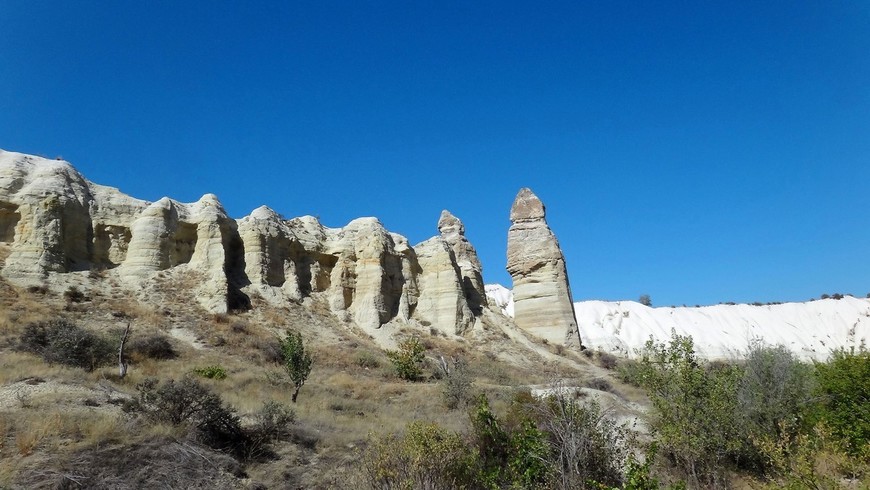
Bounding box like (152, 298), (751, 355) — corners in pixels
(485, 284), (870, 361)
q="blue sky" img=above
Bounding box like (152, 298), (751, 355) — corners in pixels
(1, 1), (868, 306)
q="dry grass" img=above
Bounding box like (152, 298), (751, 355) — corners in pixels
(0, 280), (617, 488)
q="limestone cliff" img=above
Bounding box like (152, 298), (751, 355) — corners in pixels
(0, 150), (493, 337)
(506, 188), (581, 346)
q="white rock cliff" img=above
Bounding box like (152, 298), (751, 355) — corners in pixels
(0, 150), (503, 337)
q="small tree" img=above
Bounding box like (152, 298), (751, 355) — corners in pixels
(280, 330), (313, 403)
(639, 294), (652, 307)
(386, 337), (426, 381)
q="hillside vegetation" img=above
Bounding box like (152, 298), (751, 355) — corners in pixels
(0, 271), (867, 488)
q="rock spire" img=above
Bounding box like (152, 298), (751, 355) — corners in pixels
(506, 188), (581, 346)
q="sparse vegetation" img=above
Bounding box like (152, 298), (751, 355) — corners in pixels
(17, 319), (114, 371)
(129, 333), (177, 360)
(0, 277), (866, 489)
(279, 330), (313, 402)
(439, 356), (472, 409)
(192, 364), (228, 380)
(386, 337), (426, 381)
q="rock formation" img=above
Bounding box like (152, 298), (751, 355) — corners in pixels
(0, 150), (489, 336)
(437, 210), (487, 315)
(413, 236), (473, 334)
(506, 188), (581, 346)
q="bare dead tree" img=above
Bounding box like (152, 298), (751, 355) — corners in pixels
(118, 321), (131, 378)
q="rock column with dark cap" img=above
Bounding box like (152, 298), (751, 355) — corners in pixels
(438, 210), (487, 315)
(506, 188), (581, 346)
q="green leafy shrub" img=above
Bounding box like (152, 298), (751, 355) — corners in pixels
(632, 332), (742, 487)
(736, 341), (817, 472)
(386, 337), (426, 381)
(193, 365), (228, 380)
(361, 421), (474, 489)
(469, 394), (551, 488)
(279, 330), (313, 403)
(18, 319), (114, 371)
(814, 345), (870, 456)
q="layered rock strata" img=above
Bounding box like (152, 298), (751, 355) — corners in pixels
(506, 188), (581, 346)
(437, 210), (487, 315)
(0, 150), (485, 335)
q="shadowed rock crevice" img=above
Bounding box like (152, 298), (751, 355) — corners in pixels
(0, 202), (19, 243)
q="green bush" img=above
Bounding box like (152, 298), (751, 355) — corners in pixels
(814, 345), (870, 456)
(386, 337), (426, 381)
(736, 341), (817, 472)
(18, 319), (114, 371)
(279, 330), (313, 403)
(193, 365), (227, 380)
(361, 421), (475, 490)
(632, 332), (742, 487)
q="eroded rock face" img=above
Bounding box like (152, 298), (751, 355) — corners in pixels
(413, 236), (473, 335)
(0, 149), (497, 335)
(438, 210), (487, 315)
(0, 151), (147, 278)
(506, 188), (581, 346)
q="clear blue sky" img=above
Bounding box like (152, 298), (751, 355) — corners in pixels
(2, 1), (868, 306)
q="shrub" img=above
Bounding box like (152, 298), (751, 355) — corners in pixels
(247, 400), (296, 460)
(535, 386), (633, 488)
(124, 377), (249, 457)
(63, 286), (86, 303)
(469, 394), (551, 488)
(439, 356), (472, 410)
(814, 345), (870, 456)
(617, 359), (646, 386)
(361, 421), (474, 489)
(193, 365), (227, 380)
(279, 330), (313, 403)
(736, 341), (817, 472)
(255, 338), (283, 364)
(632, 332), (742, 487)
(598, 351), (618, 370)
(355, 351), (381, 369)
(639, 294), (652, 307)
(129, 333), (176, 360)
(18, 319), (114, 371)
(585, 377), (615, 393)
(386, 337), (426, 381)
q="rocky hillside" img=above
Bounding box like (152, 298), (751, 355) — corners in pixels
(0, 151), (485, 338)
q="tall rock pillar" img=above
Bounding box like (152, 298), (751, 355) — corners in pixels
(506, 188), (581, 347)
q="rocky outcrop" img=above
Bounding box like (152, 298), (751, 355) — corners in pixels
(0, 152), (147, 278)
(413, 237), (473, 334)
(0, 149), (511, 336)
(506, 188), (581, 346)
(438, 210), (487, 315)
